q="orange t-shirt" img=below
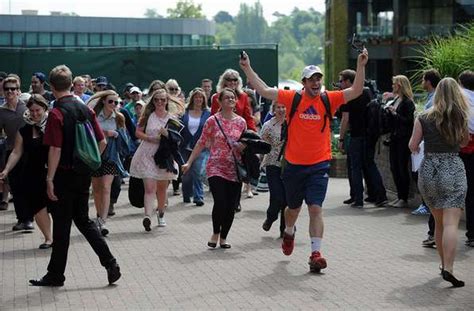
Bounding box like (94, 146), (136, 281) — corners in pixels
(278, 89), (345, 165)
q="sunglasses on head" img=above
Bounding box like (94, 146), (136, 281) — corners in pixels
(107, 99), (119, 105)
(4, 87), (18, 92)
(225, 78), (238, 82)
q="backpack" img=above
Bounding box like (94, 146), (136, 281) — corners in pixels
(57, 104), (102, 174)
(365, 98), (391, 139)
(278, 90), (331, 160)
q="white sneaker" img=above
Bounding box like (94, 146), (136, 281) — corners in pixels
(393, 200), (408, 208)
(157, 215), (167, 227)
(388, 199), (400, 206)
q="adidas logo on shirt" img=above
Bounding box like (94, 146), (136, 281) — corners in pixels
(299, 105), (321, 120)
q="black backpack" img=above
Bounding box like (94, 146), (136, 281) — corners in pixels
(365, 98), (391, 139)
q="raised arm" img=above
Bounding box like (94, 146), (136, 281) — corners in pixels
(342, 48), (369, 103)
(239, 51), (278, 101)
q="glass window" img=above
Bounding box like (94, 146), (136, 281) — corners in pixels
(38, 33), (51, 46)
(182, 35), (191, 46)
(191, 34), (200, 46)
(90, 34), (101, 46)
(51, 33), (63, 46)
(161, 34), (172, 45)
(102, 34), (112, 46)
(77, 33), (88, 46)
(126, 34), (137, 46)
(138, 34), (148, 46)
(26, 32), (38, 46)
(0, 32), (11, 46)
(150, 34), (160, 46)
(12, 32), (24, 46)
(114, 33), (125, 46)
(65, 33), (75, 46)
(172, 34), (182, 45)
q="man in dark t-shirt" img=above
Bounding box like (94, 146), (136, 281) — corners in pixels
(338, 69), (387, 208)
(29, 65), (121, 287)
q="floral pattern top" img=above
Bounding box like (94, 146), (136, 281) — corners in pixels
(260, 117), (285, 168)
(197, 113), (246, 182)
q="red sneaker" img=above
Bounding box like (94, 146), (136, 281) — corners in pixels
(281, 232), (295, 256)
(308, 251), (327, 273)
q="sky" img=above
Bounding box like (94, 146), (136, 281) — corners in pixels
(0, 0), (325, 23)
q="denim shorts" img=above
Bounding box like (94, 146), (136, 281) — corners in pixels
(281, 161), (330, 209)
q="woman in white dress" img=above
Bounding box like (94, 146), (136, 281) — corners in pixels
(130, 89), (178, 232)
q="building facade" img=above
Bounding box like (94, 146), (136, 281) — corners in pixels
(0, 14), (215, 49)
(325, 0), (474, 92)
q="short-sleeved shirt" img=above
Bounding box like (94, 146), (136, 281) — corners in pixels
(197, 113), (246, 182)
(0, 100), (27, 150)
(97, 109), (117, 132)
(339, 88), (371, 138)
(44, 95), (104, 148)
(277, 89), (345, 165)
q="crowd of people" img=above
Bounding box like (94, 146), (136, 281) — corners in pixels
(0, 47), (472, 288)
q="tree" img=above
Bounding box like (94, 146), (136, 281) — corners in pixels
(214, 11), (234, 24)
(144, 8), (163, 18)
(215, 22), (236, 45)
(167, 0), (206, 19)
(235, 2), (268, 44)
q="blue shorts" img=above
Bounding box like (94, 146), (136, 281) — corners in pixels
(281, 161), (330, 209)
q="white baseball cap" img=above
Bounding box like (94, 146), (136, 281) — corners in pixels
(301, 65), (323, 80)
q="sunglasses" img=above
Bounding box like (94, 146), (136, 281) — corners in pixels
(4, 87), (18, 92)
(107, 99), (119, 105)
(225, 78), (238, 82)
(168, 88), (178, 92)
(154, 97), (167, 102)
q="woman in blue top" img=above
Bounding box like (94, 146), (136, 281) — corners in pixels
(180, 88), (210, 206)
(89, 90), (126, 237)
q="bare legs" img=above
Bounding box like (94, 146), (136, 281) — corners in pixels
(35, 207), (52, 244)
(143, 178), (169, 217)
(92, 175), (114, 220)
(430, 207), (464, 286)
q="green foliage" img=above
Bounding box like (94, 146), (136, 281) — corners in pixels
(214, 3), (325, 79)
(235, 2), (268, 44)
(166, 0), (206, 19)
(215, 22), (236, 45)
(413, 23), (474, 81)
(144, 8), (163, 18)
(214, 11), (234, 24)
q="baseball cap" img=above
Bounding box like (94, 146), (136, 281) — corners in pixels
(130, 86), (142, 94)
(123, 82), (134, 93)
(301, 65), (323, 80)
(33, 72), (47, 83)
(135, 99), (145, 106)
(95, 76), (108, 86)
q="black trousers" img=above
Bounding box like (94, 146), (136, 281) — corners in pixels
(265, 165), (286, 233)
(389, 137), (411, 201)
(7, 151), (33, 223)
(461, 152), (474, 239)
(208, 176), (241, 240)
(47, 169), (115, 281)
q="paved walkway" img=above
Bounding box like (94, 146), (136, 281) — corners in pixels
(1, 178), (473, 310)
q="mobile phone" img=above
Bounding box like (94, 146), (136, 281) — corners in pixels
(351, 33), (364, 54)
(240, 50), (246, 60)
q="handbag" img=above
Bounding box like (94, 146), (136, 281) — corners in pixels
(214, 116), (248, 183)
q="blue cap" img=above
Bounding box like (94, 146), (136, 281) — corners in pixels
(33, 72), (46, 83)
(96, 76), (108, 86)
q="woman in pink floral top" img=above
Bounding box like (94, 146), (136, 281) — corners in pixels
(183, 88), (246, 249)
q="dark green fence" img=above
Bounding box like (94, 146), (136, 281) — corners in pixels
(0, 47), (278, 94)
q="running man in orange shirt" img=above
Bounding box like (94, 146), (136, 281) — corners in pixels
(239, 49), (368, 272)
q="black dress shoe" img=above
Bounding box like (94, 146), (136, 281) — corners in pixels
(24, 221), (34, 230)
(12, 221), (25, 231)
(441, 270), (465, 288)
(262, 219), (272, 231)
(106, 262), (121, 285)
(195, 200), (204, 206)
(364, 197), (377, 203)
(29, 276), (64, 287)
(220, 243), (231, 249)
(343, 198), (355, 204)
